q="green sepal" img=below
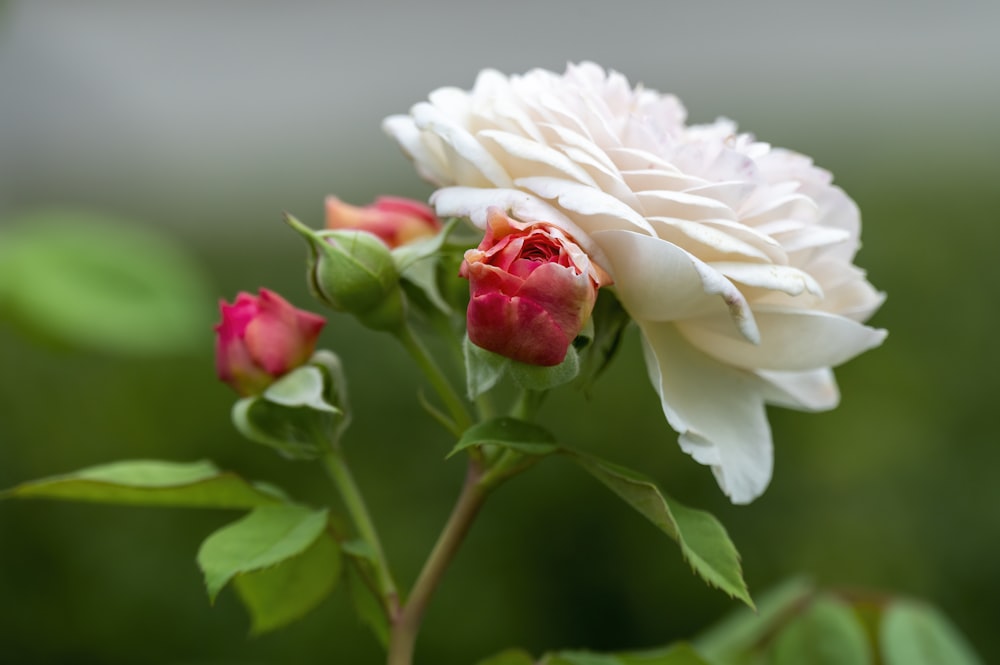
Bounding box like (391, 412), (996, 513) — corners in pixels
(509, 344), (580, 391)
(1, 459), (287, 508)
(232, 359), (348, 460)
(463, 335), (582, 398)
(196, 504), (331, 603)
(563, 450), (753, 609)
(448, 417), (558, 459)
(770, 595), (873, 665)
(393, 217), (464, 316)
(879, 600), (983, 665)
(575, 290), (632, 393)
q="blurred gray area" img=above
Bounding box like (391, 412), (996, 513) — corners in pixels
(1, 1), (997, 238)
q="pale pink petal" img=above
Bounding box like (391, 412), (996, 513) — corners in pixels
(708, 262), (824, 297)
(411, 103), (513, 187)
(592, 229), (760, 343)
(639, 322), (773, 504)
(518, 176), (655, 235)
(755, 368), (840, 411)
(677, 307), (887, 371)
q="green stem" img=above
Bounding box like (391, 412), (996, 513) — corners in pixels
(397, 325), (473, 435)
(386, 459), (488, 665)
(510, 388), (546, 421)
(322, 449), (400, 617)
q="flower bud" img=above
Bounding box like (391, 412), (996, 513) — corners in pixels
(285, 214), (405, 331)
(215, 289), (326, 396)
(460, 208), (611, 366)
(325, 195), (441, 249)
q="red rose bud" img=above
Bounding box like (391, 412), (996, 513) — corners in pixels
(325, 195), (441, 248)
(460, 208), (611, 366)
(215, 289), (326, 396)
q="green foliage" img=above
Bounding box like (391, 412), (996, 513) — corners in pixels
(234, 529), (341, 635)
(395, 217), (462, 315)
(475, 649), (537, 665)
(477, 644), (711, 665)
(450, 416), (558, 458)
(451, 418), (752, 608)
(196, 504), (331, 602)
(769, 596), (871, 665)
(542, 643), (712, 664)
(880, 600), (983, 665)
(0, 209), (213, 355)
(344, 553), (391, 647)
(1, 459), (286, 508)
(694, 577), (814, 663)
(565, 450), (753, 608)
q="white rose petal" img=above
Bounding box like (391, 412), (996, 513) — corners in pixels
(385, 62), (886, 503)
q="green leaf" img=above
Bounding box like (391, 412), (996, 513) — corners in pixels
(695, 577), (815, 662)
(879, 600), (983, 665)
(1, 459), (286, 508)
(234, 528), (341, 634)
(196, 505), (330, 602)
(770, 595), (872, 665)
(344, 554), (391, 647)
(564, 451), (753, 608)
(475, 649), (536, 665)
(339, 537), (390, 647)
(619, 643), (715, 664)
(0, 209), (213, 355)
(449, 417), (558, 459)
(232, 363), (347, 460)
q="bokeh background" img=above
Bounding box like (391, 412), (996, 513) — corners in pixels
(1, 1), (998, 663)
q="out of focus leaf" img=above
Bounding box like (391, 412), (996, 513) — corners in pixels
(769, 595), (872, 665)
(234, 528), (341, 634)
(695, 577), (815, 663)
(880, 600), (982, 665)
(2, 459), (286, 508)
(566, 451), (753, 608)
(0, 209), (213, 355)
(543, 644), (711, 664)
(197, 505), (329, 602)
(474, 648), (536, 665)
(344, 550), (390, 647)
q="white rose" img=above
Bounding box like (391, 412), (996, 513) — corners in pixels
(384, 62), (886, 504)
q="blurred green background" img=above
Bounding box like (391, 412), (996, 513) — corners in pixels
(1, 2), (997, 664)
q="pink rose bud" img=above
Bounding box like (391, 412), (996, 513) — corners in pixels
(325, 195), (441, 248)
(460, 208), (611, 366)
(214, 289), (326, 396)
